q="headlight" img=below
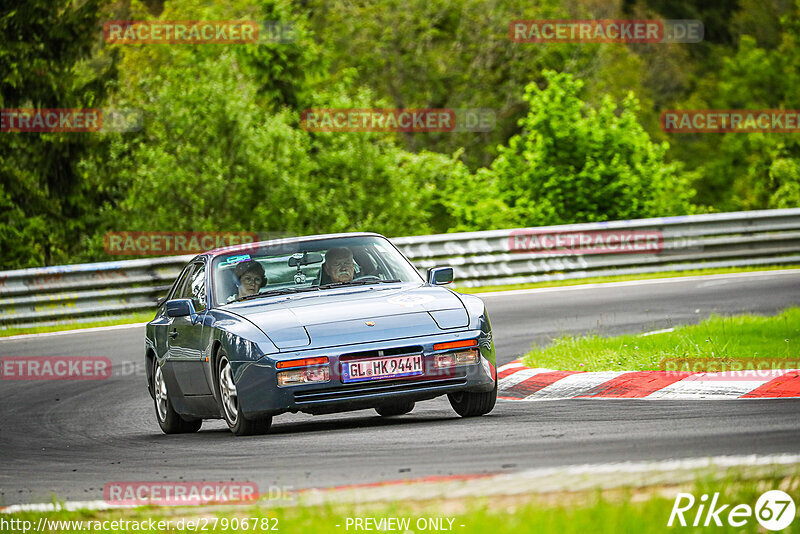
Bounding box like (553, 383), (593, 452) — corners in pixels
(434, 349), (480, 368)
(276, 356), (331, 386)
(277, 366), (330, 386)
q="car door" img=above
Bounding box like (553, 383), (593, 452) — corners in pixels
(151, 263), (193, 362)
(167, 261), (213, 395)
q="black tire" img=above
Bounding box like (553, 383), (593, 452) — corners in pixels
(448, 383), (497, 417)
(152, 359), (202, 434)
(217, 350), (272, 436)
(375, 401), (415, 417)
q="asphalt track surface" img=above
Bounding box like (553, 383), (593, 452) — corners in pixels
(1, 270), (799, 506)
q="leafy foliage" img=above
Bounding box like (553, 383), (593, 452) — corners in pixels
(488, 71), (695, 227)
(3, 0), (799, 269)
(79, 1), (460, 261)
(0, 0), (118, 269)
(673, 13), (800, 211)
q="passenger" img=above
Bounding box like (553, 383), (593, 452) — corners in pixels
(233, 260), (267, 299)
(323, 247), (355, 283)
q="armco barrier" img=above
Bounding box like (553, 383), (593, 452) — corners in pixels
(1, 209), (799, 328)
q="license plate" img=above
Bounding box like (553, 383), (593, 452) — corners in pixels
(341, 354), (424, 383)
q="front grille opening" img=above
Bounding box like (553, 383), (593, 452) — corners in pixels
(293, 375), (467, 403)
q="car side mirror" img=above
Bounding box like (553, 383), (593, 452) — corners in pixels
(427, 267), (454, 285)
(165, 298), (196, 318)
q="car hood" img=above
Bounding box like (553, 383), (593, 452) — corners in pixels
(226, 284), (468, 350)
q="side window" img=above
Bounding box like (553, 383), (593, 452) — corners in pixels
(167, 265), (194, 303)
(183, 263), (206, 312)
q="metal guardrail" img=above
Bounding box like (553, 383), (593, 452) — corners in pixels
(2, 209), (800, 328)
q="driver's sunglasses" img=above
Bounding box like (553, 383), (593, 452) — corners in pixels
(241, 276), (263, 285)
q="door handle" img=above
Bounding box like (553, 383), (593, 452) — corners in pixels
(168, 329), (178, 339)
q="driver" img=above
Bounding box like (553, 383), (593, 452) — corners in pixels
(323, 247), (355, 283)
(233, 259), (267, 299)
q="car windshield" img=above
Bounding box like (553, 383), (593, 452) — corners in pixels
(211, 235), (423, 306)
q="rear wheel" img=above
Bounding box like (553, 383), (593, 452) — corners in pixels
(217, 350), (271, 436)
(153, 360), (202, 434)
(448, 383), (497, 417)
(375, 401), (415, 417)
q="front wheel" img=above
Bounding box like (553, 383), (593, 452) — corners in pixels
(448, 384), (497, 417)
(217, 350), (271, 436)
(153, 360), (202, 434)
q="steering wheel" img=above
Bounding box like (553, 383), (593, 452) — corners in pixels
(354, 274), (381, 281)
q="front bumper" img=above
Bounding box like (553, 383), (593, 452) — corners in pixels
(234, 330), (496, 417)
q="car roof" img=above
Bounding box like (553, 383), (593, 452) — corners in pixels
(195, 232), (386, 262)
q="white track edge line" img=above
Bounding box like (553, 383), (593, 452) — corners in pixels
(0, 322), (148, 342)
(475, 269), (800, 298)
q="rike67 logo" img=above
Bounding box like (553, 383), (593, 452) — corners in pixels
(669, 490), (796, 530)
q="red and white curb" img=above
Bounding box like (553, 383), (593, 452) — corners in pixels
(497, 361), (800, 400)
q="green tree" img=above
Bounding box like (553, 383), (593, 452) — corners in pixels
(79, 0), (470, 260)
(305, 0), (660, 170)
(769, 158), (800, 209)
(0, 0), (117, 268)
(488, 70), (695, 227)
(672, 5), (800, 211)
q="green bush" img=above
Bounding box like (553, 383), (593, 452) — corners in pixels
(488, 70), (696, 227)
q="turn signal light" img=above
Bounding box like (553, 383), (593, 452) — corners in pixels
(433, 339), (478, 351)
(276, 356), (329, 369)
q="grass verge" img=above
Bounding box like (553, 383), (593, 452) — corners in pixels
(521, 307), (800, 372)
(2, 475), (798, 533)
(455, 265), (799, 294)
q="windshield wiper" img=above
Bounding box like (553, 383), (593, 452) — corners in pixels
(235, 279), (403, 301)
(318, 279), (402, 290)
(235, 286), (320, 302)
